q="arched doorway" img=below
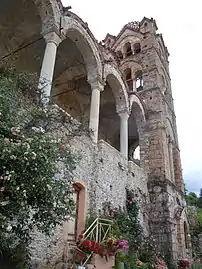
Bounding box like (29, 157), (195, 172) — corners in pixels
(67, 183), (86, 241)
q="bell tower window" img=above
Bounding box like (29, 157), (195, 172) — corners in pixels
(134, 43), (141, 54)
(125, 42), (132, 57)
(124, 68), (133, 91)
(117, 50), (123, 60)
(135, 70), (143, 91)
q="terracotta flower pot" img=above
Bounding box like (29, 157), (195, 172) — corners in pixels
(73, 248), (87, 264)
(99, 246), (108, 257)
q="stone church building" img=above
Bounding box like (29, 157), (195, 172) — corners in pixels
(0, 0), (191, 267)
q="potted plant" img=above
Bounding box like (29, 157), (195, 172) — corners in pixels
(177, 259), (190, 269)
(75, 234), (100, 264)
(99, 239), (128, 258)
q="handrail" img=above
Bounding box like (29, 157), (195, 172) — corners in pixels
(83, 218), (98, 237)
(73, 217), (113, 266)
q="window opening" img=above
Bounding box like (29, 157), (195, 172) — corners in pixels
(117, 50), (123, 60)
(134, 43), (141, 54)
(135, 70), (143, 91)
(125, 42), (132, 56)
(124, 68), (133, 91)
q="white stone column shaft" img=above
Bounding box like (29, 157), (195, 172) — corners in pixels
(133, 78), (136, 92)
(38, 32), (61, 102)
(88, 78), (104, 143)
(119, 112), (129, 159)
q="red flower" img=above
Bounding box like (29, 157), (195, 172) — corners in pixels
(91, 240), (96, 247)
(79, 234), (84, 239)
(82, 240), (89, 247)
(94, 248), (99, 254)
(89, 246), (94, 251)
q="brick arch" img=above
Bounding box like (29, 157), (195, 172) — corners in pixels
(130, 94), (146, 122)
(120, 60), (143, 79)
(103, 63), (129, 113)
(62, 19), (102, 81)
(113, 34), (143, 52)
(164, 117), (175, 143)
(128, 95), (145, 161)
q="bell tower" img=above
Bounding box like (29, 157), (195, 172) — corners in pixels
(103, 17), (191, 261)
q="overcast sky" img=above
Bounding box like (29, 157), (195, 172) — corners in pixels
(62, 0), (202, 194)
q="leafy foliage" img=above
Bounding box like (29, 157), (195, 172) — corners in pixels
(0, 67), (77, 267)
(101, 188), (144, 252)
(186, 190), (202, 255)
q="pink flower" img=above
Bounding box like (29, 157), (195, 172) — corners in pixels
(4, 138), (9, 143)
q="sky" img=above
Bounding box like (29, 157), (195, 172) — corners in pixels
(62, 0), (202, 194)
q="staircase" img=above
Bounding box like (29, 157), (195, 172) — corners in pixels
(70, 217), (113, 268)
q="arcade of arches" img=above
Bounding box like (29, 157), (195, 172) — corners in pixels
(0, 0), (145, 162)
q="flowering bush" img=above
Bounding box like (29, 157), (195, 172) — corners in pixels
(154, 255), (167, 269)
(0, 67), (78, 267)
(99, 239), (128, 256)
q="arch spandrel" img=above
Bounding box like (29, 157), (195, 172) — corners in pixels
(33, 0), (61, 32)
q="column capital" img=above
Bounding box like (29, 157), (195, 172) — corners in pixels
(88, 75), (105, 91)
(42, 31), (62, 47)
(117, 109), (130, 119)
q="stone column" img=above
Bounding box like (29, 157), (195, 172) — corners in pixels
(88, 78), (104, 143)
(38, 32), (62, 102)
(132, 78), (136, 92)
(119, 111), (129, 159)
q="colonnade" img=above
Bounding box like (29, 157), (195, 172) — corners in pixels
(38, 31), (129, 159)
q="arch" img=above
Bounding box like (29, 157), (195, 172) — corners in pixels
(128, 95), (145, 163)
(165, 117), (175, 143)
(130, 95), (146, 122)
(112, 34), (143, 51)
(164, 117), (176, 183)
(120, 60), (143, 80)
(104, 63), (129, 113)
(160, 67), (169, 89)
(62, 18), (102, 80)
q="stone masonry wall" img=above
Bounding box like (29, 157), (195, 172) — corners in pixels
(29, 106), (149, 267)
